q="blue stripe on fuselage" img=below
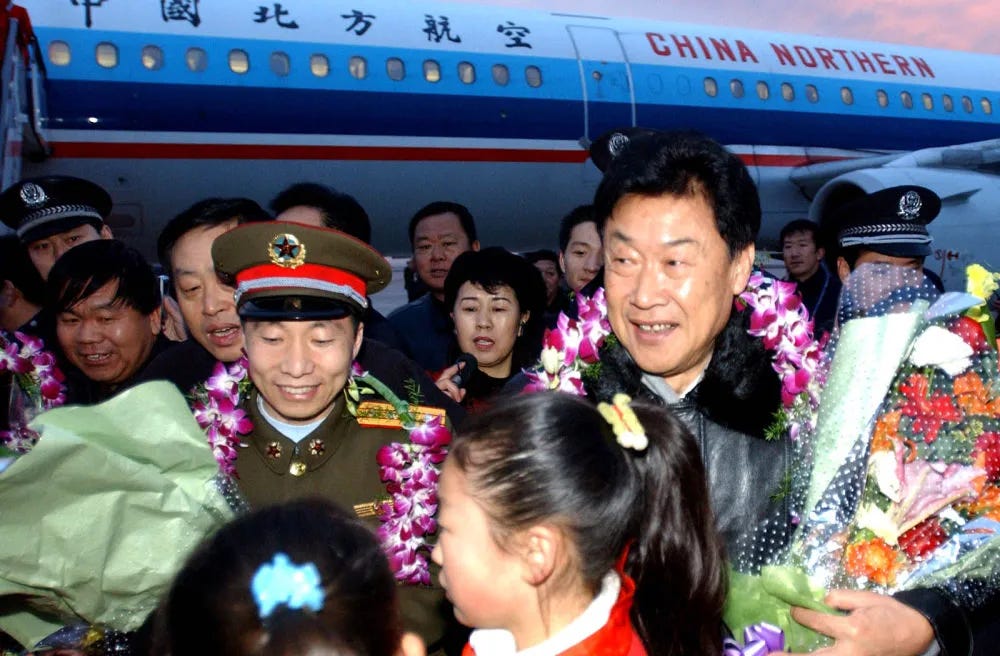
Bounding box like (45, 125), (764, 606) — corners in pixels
(37, 26), (999, 150)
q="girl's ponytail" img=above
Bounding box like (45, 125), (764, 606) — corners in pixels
(616, 401), (727, 656)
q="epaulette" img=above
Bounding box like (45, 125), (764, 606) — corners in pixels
(355, 400), (447, 429)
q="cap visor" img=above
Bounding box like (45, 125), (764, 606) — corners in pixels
(238, 296), (356, 321)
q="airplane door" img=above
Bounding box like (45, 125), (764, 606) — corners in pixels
(566, 26), (636, 147)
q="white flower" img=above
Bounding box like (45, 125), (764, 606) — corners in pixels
(908, 325), (973, 376)
(856, 503), (900, 545)
(540, 346), (563, 375)
(871, 450), (903, 503)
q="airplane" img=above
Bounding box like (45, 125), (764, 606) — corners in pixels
(2, 0), (999, 289)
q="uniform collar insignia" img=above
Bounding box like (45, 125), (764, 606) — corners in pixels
(19, 182), (47, 208)
(269, 233), (307, 268)
(897, 190), (923, 221)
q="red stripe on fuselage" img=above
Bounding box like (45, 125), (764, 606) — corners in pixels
(49, 141), (851, 167)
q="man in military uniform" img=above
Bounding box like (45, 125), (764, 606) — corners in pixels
(212, 221), (451, 650)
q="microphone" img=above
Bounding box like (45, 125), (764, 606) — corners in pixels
(449, 353), (478, 388)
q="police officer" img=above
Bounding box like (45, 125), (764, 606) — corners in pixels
(212, 221), (450, 649)
(827, 185), (945, 290)
(0, 175), (113, 281)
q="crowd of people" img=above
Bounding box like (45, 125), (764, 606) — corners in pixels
(0, 128), (997, 656)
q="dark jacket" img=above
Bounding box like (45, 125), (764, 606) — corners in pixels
(588, 311), (789, 554)
(591, 309), (982, 655)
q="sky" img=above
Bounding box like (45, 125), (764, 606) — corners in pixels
(452, 0), (999, 55)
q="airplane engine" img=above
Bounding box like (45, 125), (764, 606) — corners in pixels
(808, 167), (1000, 290)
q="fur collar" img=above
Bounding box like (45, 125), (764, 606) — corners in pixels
(591, 308), (781, 438)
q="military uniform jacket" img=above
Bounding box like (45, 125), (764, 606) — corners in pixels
(236, 391), (448, 648)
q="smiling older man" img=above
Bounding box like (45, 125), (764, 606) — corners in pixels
(587, 129), (981, 656)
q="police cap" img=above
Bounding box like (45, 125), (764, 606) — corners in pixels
(828, 186), (941, 258)
(212, 221), (390, 320)
(0, 175), (111, 244)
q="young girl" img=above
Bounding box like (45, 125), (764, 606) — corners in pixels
(152, 498), (425, 656)
(432, 392), (726, 656)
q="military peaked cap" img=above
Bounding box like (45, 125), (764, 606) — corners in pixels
(213, 221), (391, 320)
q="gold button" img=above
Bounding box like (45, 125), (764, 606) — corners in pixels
(289, 460), (307, 476)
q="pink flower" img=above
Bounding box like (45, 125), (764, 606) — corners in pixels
(409, 416), (451, 449)
(215, 397), (252, 436)
(523, 368), (586, 395)
(205, 361), (243, 399)
(0, 343), (29, 374)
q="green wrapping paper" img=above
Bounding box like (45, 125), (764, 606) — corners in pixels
(0, 381), (237, 648)
(725, 566), (837, 652)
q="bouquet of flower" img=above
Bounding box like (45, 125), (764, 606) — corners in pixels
(0, 381), (240, 651)
(0, 330), (66, 453)
(726, 264), (1000, 652)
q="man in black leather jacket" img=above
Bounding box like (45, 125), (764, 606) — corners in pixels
(587, 129), (984, 656)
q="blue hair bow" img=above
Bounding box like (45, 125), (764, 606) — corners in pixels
(251, 552), (325, 618)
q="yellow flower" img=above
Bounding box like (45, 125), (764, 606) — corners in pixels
(966, 264), (1000, 301)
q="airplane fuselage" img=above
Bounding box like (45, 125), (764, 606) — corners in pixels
(11, 1), (1000, 286)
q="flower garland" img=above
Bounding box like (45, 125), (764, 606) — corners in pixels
(523, 289), (613, 395)
(523, 277), (822, 440)
(348, 363), (451, 586)
(735, 271), (824, 440)
(0, 330), (67, 453)
(189, 358), (448, 585)
(189, 356), (254, 476)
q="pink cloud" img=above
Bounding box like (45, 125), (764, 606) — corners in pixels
(450, 0), (999, 54)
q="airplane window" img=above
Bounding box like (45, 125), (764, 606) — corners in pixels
(942, 94), (954, 112)
(961, 96), (973, 113)
(386, 57), (405, 81)
(982, 98), (993, 115)
(228, 49), (249, 74)
(458, 61), (475, 84)
(48, 41), (71, 66)
(900, 91), (913, 109)
(270, 52), (290, 77)
(492, 64), (510, 86)
(703, 77), (717, 97)
(805, 84), (819, 103)
(729, 79), (744, 98)
(781, 82), (794, 101)
(525, 65), (542, 88)
(840, 87), (854, 105)
(95, 42), (118, 68)
(186, 47), (208, 72)
(310, 54), (329, 78)
(756, 81), (769, 100)
(921, 93), (933, 110)
(876, 89), (889, 107)
(141, 45), (164, 71)
(349, 56), (367, 80)
(423, 60), (441, 83)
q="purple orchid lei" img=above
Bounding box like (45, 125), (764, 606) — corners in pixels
(349, 363), (451, 586)
(523, 277), (822, 440)
(523, 289), (613, 395)
(736, 271), (824, 440)
(0, 331), (67, 453)
(189, 356), (253, 476)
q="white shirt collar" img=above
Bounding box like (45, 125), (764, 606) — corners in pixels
(468, 572), (621, 656)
